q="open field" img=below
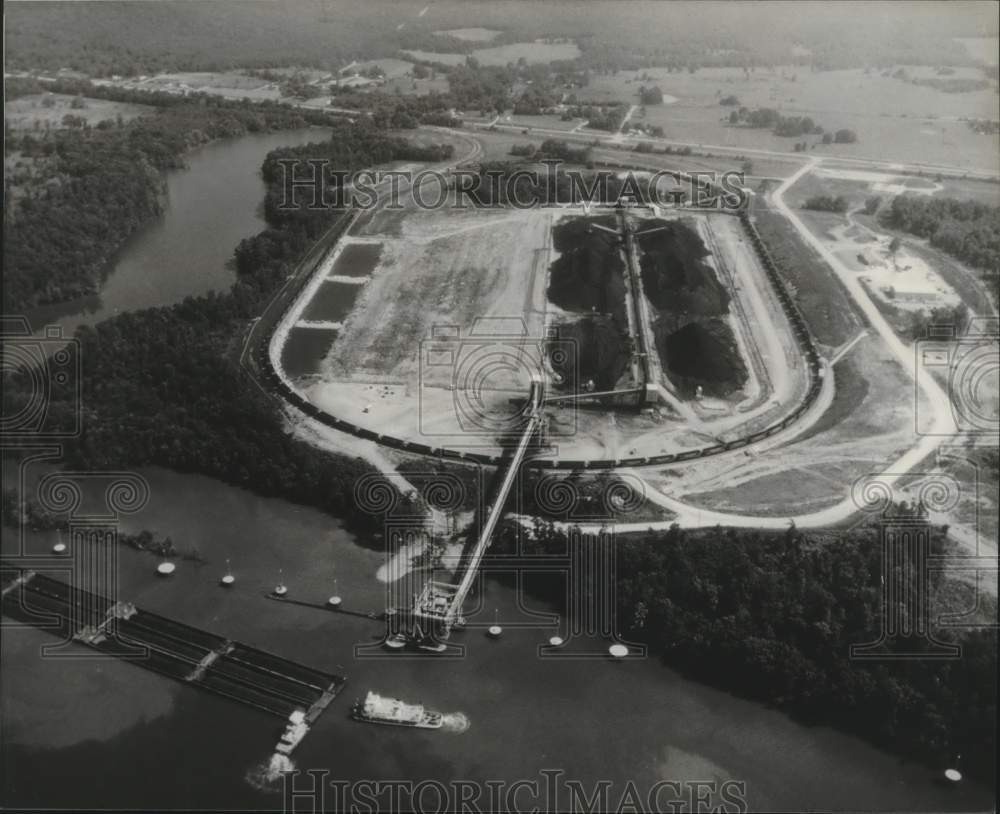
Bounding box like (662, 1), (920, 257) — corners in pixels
(435, 28), (503, 42)
(662, 331), (921, 515)
(327, 209), (550, 381)
(404, 40), (581, 67)
(4, 93), (152, 130)
(750, 203), (863, 348)
(573, 65), (999, 171)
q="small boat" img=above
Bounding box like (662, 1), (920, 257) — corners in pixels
(157, 561), (176, 577)
(384, 633), (407, 649)
(274, 568), (287, 597)
(548, 636), (564, 647)
(609, 644), (629, 659)
(352, 692), (443, 729)
(52, 530), (67, 555)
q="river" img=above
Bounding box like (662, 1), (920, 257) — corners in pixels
(1, 129), (991, 811)
(24, 128), (322, 337)
(1, 465), (990, 811)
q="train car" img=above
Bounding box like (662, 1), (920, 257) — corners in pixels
(675, 449), (703, 461)
(618, 457), (646, 467)
(701, 444), (726, 456)
(724, 438), (751, 451)
(647, 453), (678, 465)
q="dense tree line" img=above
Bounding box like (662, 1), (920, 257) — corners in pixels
(728, 106), (826, 138)
(4, 84), (345, 311)
(882, 196), (1000, 292)
(564, 102), (629, 132)
(2, 124), (448, 533)
(493, 514), (997, 783)
(802, 194), (850, 213)
(638, 85), (664, 105)
(5, 1), (984, 80)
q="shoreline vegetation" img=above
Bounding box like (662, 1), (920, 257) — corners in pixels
(495, 514), (997, 785)
(2, 488), (189, 560)
(4, 77), (347, 312)
(2, 116), (455, 536)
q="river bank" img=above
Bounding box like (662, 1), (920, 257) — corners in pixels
(1, 464), (992, 811)
(21, 127), (324, 337)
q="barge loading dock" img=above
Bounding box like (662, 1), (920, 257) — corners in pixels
(1, 567), (345, 724)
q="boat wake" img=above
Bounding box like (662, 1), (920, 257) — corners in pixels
(440, 712), (470, 733)
(245, 753), (295, 792)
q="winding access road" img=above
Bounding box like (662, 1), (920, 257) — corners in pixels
(566, 157), (964, 532)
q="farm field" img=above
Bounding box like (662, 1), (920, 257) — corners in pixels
(404, 40), (581, 67)
(435, 28), (503, 42)
(573, 65), (999, 171)
(4, 93), (152, 129)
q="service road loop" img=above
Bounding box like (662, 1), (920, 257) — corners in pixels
(259, 131), (963, 532)
(567, 157), (964, 532)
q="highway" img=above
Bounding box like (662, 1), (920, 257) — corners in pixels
(473, 118), (999, 181)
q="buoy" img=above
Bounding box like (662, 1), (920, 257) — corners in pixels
(944, 769), (962, 783)
(609, 644), (629, 659)
(487, 608), (502, 638)
(327, 577), (341, 608)
(157, 562), (176, 577)
(549, 636), (564, 647)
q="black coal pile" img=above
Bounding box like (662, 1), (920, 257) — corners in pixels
(548, 216), (628, 326)
(548, 316), (631, 393)
(638, 220), (730, 317)
(654, 319), (748, 396)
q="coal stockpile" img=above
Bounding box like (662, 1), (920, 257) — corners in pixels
(548, 216), (628, 326)
(548, 316), (631, 393)
(638, 220), (730, 317)
(655, 319), (748, 396)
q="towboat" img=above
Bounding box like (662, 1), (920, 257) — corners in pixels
(275, 709), (310, 754)
(351, 691), (443, 729)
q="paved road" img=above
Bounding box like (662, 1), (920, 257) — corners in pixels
(476, 119), (999, 180)
(566, 157), (965, 532)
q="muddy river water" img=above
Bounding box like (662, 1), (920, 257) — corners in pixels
(3, 130), (991, 811)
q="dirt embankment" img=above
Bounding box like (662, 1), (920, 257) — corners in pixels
(546, 215), (632, 392)
(638, 219), (747, 396)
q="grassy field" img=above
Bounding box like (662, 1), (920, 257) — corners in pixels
(750, 203), (863, 348)
(572, 64), (999, 171)
(5, 93), (152, 130)
(404, 40), (581, 67)
(434, 28), (503, 42)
